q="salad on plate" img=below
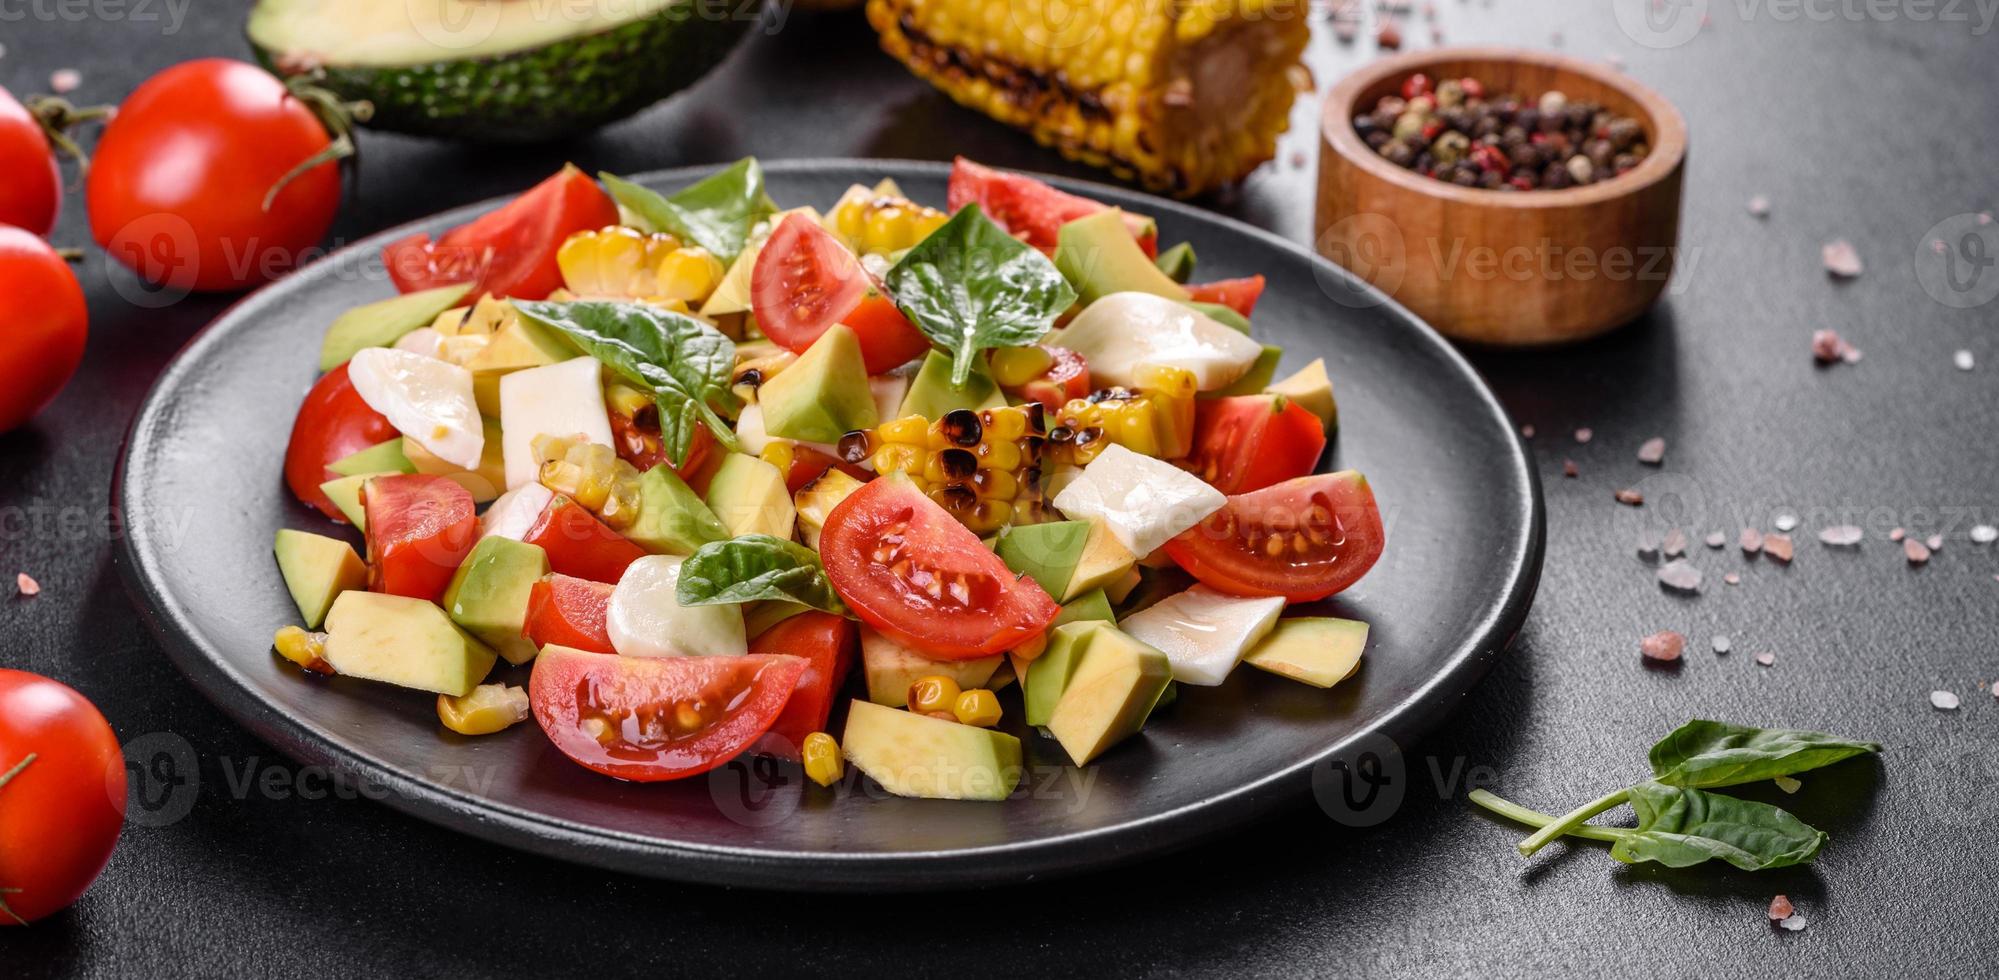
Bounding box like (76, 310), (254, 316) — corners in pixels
(271, 157), (1383, 802)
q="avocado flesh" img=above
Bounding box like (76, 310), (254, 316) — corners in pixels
(327, 438), (414, 478)
(1266, 358), (1338, 433)
(1055, 209), (1189, 307)
(1017, 619), (1098, 727)
(1209, 345), (1284, 397)
(247, 0), (752, 141)
(1154, 241), (1197, 283)
(1064, 520), (1138, 601)
(898, 350), (1006, 421)
(842, 700), (1022, 801)
(861, 627), (1001, 707)
(404, 416), (506, 502)
(994, 520), (1090, 597)
(322, 591), (497, 697)
(705, 453), (795, 540)
(273, 529), (368, 629)
(319, 472), (395, 529)
(1047, 624), (1173, 765)
(465, 316), (571, 417)
(1242, 617), (1368, 688)
(624, 464), (729, 555)
(443, 537), (550, 665)
(319, 283), (472, 372)
(758, 325), (878, 444)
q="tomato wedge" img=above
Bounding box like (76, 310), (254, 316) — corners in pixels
(751, 214), (928, 373)
(610, 398), (713, 479)
(1163, 472), (1384, 603)
(284, 363), (398, 521)
(525, 574), (615, 654)
(749, 611), (857, 760)
(522, 495), (645, 584)
(363, 474), (478, 601)
(781, 445), (873, 495)
(998, 344), (1090, 414)
(383, 164), (617, 302)
(946, 157), (1156, 257)
(1185, 275), (1266, 319)
(1187, 394), (1326, 495)
(529, 646), (807, 782)
(820, 476), (1059, 658)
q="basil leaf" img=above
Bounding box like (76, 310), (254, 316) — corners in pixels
(512, 300), (741, 466)
(600, 159), (777, 264)
(1610, 781), (1826, 870)
(884, 203), (1076, 386)
(1649, 720), (1881, 788)
(675, 535), (847, 615)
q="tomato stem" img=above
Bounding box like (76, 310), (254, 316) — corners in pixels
(24, 95), (114, 183)
(261, 71), (374, 214)
(0, 754), (37, 926)
(0, 752), (37, 791)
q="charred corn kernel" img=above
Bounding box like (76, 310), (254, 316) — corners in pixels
(907, 675), (963, 714)
(436, 684), (531, 736)
(867, 0), (1311, 196)
(731, 346), (798, 403)
(989, 345), (1055, 387)
(654, 247), (726, 304)
(828, 187), (949, 255)
(953, 689), (1003, 727)
(868, 407), (1048, 534)
(759, 441), (795, 474)
(1046, 364), (1196, 464)
(535, 436), (644, 529)
(558, 226), (684, 299)
(802, 731), (844, 787)
(273, 625), (333, 675)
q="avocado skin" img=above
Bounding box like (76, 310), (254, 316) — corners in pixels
(250, 6), (754, 142)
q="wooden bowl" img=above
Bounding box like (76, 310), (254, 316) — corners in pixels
(1315, 47), (1687, 346)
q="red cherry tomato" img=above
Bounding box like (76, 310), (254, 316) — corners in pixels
(362, 475), (477, 601)
(0, 88), (60, 236)
(820, 476), (1059, 659)
(88, 59), (342, 293)
(521, 495), (644, 584)
(1000, 344), (1090, 414)
(946, 157), (1156, 257)
(1163, 471), (1385, 603)
(749, 611), (857, 760)
(383, 164), (617, 302)
(781, 446), (873, 496)
(1186, 394), (1326, 495)
(0, 228), (87, 434)
(524, 574), (615, 654)
(0, 669), (125, 925)
(528, 646), (806, 782)
(752, 215), (932, 374)
(841, 290), (932, 374)
(282, 363), (397, 521)
(609, 401), (713, 480)
(1184, 275), (1266, 319)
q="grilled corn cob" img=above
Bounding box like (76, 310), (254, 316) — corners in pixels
(857, 407), (1049, 534)
(826, 183), (950, 256)
(1045, 364), (1197, 464)
(557, 226), (724, 308)
(867, 0), (1312, 195)
(532, 433), (644, 529)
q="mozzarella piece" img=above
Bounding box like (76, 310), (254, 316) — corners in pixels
(498, 357), (615, 490)
(1055, 291), (1265, 390)
(1052, 444), (1225, 556)
(1119, 586), (1286, 686)
(478, 483), (554, 541)
(606, 555), (748, 659)
(393, 327), (446, 359)
(346, 346), (484, 470)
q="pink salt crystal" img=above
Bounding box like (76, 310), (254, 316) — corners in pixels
(1724, 572), (1741, 585)
(1520, 424), (1535, 439)
(1377, 20), (1402, 48)
(1747, 195), (1771, 218)
(1574, 427), (1593, 444)
(1640, 630), (1686, 662)
(1905, 538), (1931, 564)
(1811, 329), (1846, 364)
(1890, 527), (1906, 542)
(1817, 525), (1863, 547)
(1657, 560), (1702, 593)
(1822, 239), (1863, 278)
(1740, 528), (1764, 554)
(1842, 345), (1863, 363)
(1562, 460), (1579, 478)
(1662, 529), (1687, 558)
(16, 573), (39, 596)
(1755, 652), (1775, 666)
(1925, 533), (1943, 552)
(49, 68), (80, 93)
(1762, 533), (1794, 563)
(1636, 437), (1666, 465)
(1704, 531), (1726, 549)
(1769, 895), (1794, 921)
(1615, 488), (1644, 506)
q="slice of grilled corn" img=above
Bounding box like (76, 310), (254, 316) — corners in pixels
(858, 407), (1049, 534)
(1045, 364), (1197, 464)
(557, 226), (724, 308)
(867, 0), (1312, 196)
(826, 184), (950, 256)
(532, 433), (644, 529)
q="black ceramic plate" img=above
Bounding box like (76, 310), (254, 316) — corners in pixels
(116, 160), (1541, 891)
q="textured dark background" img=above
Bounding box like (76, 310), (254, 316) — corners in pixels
(3, 2), (1996, 977)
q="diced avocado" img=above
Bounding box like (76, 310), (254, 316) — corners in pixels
(1047, 624), (1173, 765)
(1055, 209), (1189, 307)
(272, 529), (367, 629)
(1209, 345), (1284, 397)
(701, 207), (822, 317)
(1266, 357), (1338, 433)
(757, 324), (877, 443)
(842, 700), (1022, 801)
(1017, 620), (1097, 727)
(704, 453), (794, 540)
(318, 472), (394, 529)
(1056, 588), (1115, 627)
(1243, 617), (1368, 688)
(404, 416), (506, 502)
(321, 591), (497, 697)
(1064, 520), (1138, 601)
(442, 537), (550, 665)
(328, 438), (415, 478)
(624, 463), (728, 555)
(795, 468), (867, 551)
(1104, 567), (1143, 605)
(318, 283), (473, 372)
(1186, 300), (1250, 333)
(1154, 241), (1197, 283)
(464, 315), (572, 416)
(862, 627), (1001, 706)
(987, 658), (1016, 691)
(898, 349), (1005, 421)
(1146, 681), (1178, 722)
(994, 520), (1090, 597)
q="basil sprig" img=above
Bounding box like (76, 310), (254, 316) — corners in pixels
(675, 535), (848, 615)
(884, 203), (1077, 386)
(512, 300), (740, 467)
(600, 158), (777, 264)
(1469, 719), (1878, 870)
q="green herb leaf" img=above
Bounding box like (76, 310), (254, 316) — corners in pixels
(601, 159), (777, 264)
(676, 535), (847, 615)
(512, 300), (741, 466)
(884, 203), (1076, 386)
(1610, 781), (1827, 870)
(1649, 720), (1881, 788)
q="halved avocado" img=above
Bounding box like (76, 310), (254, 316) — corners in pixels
(246, 0), (754, 141)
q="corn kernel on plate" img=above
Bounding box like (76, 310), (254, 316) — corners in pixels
(117, 159), (1541, 890)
